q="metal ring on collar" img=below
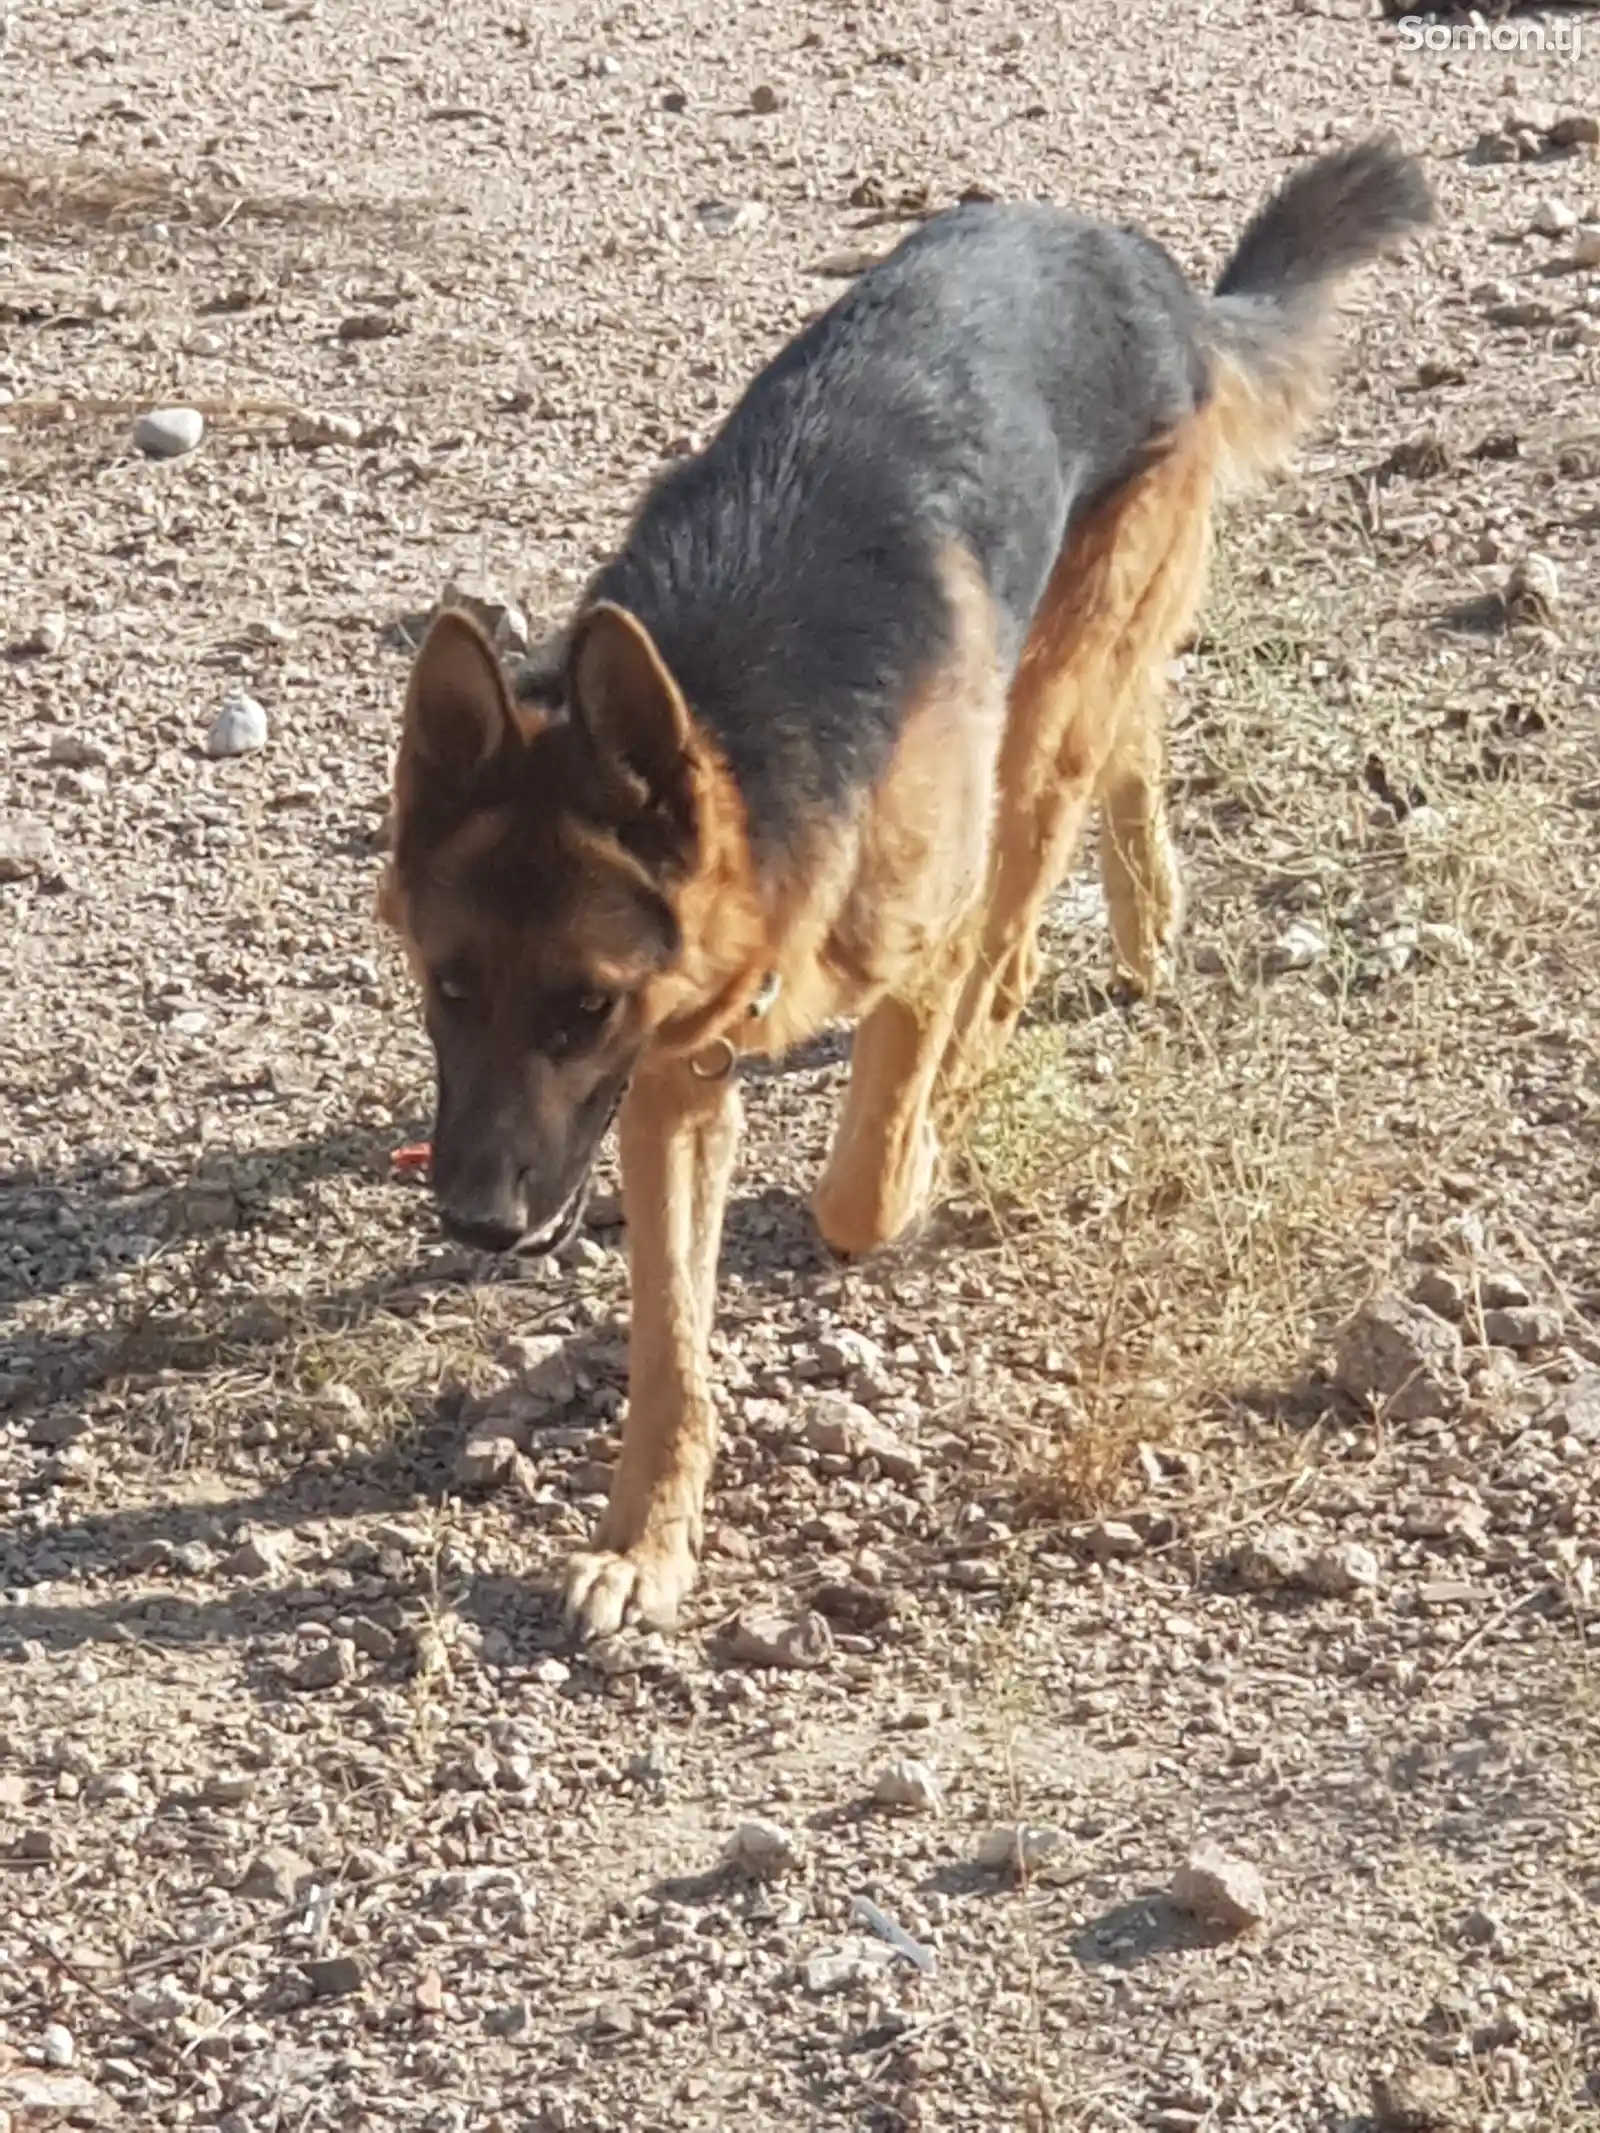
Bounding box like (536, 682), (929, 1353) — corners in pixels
(689, 1036), (738, 1082)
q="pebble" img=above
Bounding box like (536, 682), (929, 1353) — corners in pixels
(1545, 1371), (1600, 1444)
(1334, 1292), (1463, 1422)
(1265, 919), (1327, 974)
(1533, 199), (1578, 236)
(727, 1607), (834, 1670)
(1303, 1540), (1381, 1597)
(1371, 2063), (1460, 2130)
(205, 693), (269, 759)
(348, 1615), (396, 1662)
(40, 2023), (75, 2069)
(1572, 232), (1600, 270)
(225, 1531), (287, 1579)
(1483, 1305), (1561, 1349)
(1084, 1517), (1144, 1562)
(288, 409), (364, 447)
(695, 198), (767, 237)
(0, 819), (55, 882)
(27, 611), (68, 656)
(87, 1768), (139, 1802)
(503, 1333), (579, 1397)
(1504, 551), (1560, 625)
(872, 1757), (944, 1813)
(287, 1640), (354, 1692)
(726, 1815), (802, 1877)
(240, 1845), (316, 1903)
(128, 1977), (190, 2025)
(1229, 1525), (1309, 1590)
(749, 82), (781, 114)
(582, 1631), (673, 1678)
(1170, 1841), (1269, 1931)
(1479, 1268), (1530, 1309)
(803, 1396), (921, 1479)
(802, 1938), (896, 1994)
(1412, 1268), (1465, 1319)
(338, 309), (402, 341)
(454, 1429), (522, 1490)
(484, 1999), (530, 2038)
(203, 1772), (256, 1806)
(809, 246), (885, 278)
(133, 406), (205, 458)
(813, 1329), (883, 1378)
(0, 2071), (109, 2117)
(306, 1954), (365, 1999)
(978, 1823), (1066, 1873)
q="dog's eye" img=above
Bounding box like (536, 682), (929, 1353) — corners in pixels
(434, 969), (472, 1006)
(545, 990), (616, 1056)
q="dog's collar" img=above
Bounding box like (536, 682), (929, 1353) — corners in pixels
(689, 970), (782, 1082)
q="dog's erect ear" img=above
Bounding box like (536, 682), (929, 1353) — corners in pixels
(401, 609), (515, 787)
(566, 603), (694, 824)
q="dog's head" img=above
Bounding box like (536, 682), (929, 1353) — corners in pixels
(380, 603), (754, 1255)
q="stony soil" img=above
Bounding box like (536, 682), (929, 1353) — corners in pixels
(3, 1), (1599, 2128)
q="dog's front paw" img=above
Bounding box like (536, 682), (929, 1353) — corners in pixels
(564, 1530), (698, 1639)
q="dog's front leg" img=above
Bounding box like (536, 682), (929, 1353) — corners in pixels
(564, 1055), (741, 1638)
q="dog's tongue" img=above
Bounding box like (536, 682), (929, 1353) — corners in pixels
(391, 1141), (432, 1176)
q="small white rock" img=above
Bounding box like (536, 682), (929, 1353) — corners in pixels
(41, 2023), (75, 2069)
(1303, 1540), (1381, 1597)
(1533, 198), (1578, 237)
(31, 611), (68, 656)
(454, 1430), (521, 1490)
(1229, 1526), (1310, 1591)
(289, 409), (364, 448)
(1505, 551), (1560, 623)
(873, 1757), (944, 1814)
(977, 1822), (1066, 1873)
(726, 1815), (802, 1877)
(695, 198), (767, 237)
(205, 693), (269, 759)
(1170, 1841), (1270, 1931)
(87, 1768), (140, 1802)
(1266, 920), (1327, 974)
(802, 1938), (895, 1994)
(133, 405), (205, 459)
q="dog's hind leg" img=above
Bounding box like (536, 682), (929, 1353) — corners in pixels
(1097, 673), (1184, 998)
(936, 415), (1217, 1124)
(566, 1055), (741, 1637)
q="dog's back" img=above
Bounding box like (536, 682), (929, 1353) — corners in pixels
(592, 206), (1207, 856)
(589, 143), (1430, 861)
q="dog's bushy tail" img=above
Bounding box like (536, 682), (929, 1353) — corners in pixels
(1205, 141), (1434, 485)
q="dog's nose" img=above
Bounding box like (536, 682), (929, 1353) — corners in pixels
(439, 1206), (525, 1255)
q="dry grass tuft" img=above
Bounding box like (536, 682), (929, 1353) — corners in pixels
(0, 153), (426, 238)
(970, 998), (1385, 1517)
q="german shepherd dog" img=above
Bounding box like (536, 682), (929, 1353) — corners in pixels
(382, 143), (1432, 1637)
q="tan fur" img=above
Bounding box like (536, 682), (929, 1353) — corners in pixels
(1207, 335), (1332, 494)
(932, 409), (1218, 1134)
(389, 382), (1295, 1637)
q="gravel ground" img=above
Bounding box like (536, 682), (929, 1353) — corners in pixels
(3, 1), (1599, 2128)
